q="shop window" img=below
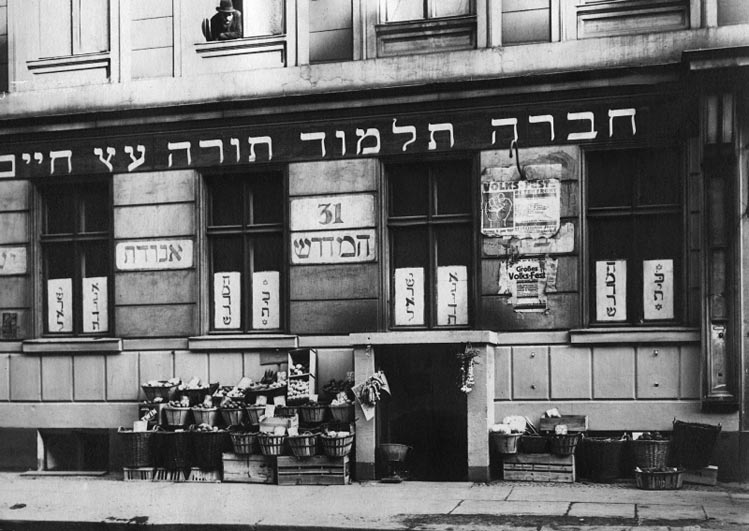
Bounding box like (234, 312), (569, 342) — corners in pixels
(387, 160), (474, 328)
(39, 181), (111, 335)
(586, 147), (683, 325)
(201, 0), (285, 41)
(37, 0), (109, 58)
(207, 172), (285, 332)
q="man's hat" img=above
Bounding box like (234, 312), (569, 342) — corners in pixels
(216, 0), (235, 13)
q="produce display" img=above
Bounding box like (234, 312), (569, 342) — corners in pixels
(289, 363), (308, 376)
(287, 378), (311, 402)
(636, 431), (667, 440)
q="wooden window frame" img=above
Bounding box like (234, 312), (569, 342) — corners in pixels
(205, 170), (288, 334)
(37, 178), (113, 337)
(385, 157), (477, 330)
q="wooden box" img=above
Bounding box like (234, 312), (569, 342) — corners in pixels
(259, 414), (299, 434)
(539, 415), (588, 433)
(276, 455), (350, 485)
(683, 465), (718, 486)
(222, 453), (275, 484)
(186, 467), (221, 482)
(287, 348), (317, 404)
(503, 453), (575, 483)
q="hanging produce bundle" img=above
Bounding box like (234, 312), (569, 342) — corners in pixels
(457, 343), (480, 394)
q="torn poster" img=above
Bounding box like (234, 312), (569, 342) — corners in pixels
(481, 179), (561, 238)
(498, 257), (558, 312)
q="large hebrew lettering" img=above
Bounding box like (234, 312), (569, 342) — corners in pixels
(356, 128), (381, 155)
(49, 150), (73, 174)
(94, 147), (116, 172)
(199, 139), (224, 163)
(427, 123), (454, 150)
(124, 145), (146, 172)
(608, 108), (637, 137)
(392, 119), (416, 151)
(290, 229), (376, 264)
(491, 118), (518, 145)
(116, 239), (193, 271)
(335, 131), (346, 155)
(0, 154), (15, 178)
(300, 132), (326, 157)
(248, 136), (273, 162)
(529, 114), (555, 141)
(167, 141), (192, 167)
(230, 138), (241, 162)
(567, 112), (598, 141)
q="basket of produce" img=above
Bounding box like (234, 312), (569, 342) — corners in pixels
(230, 431), (257, 455)
(670, 420), (721, 469)
(179, 378), (219, 406)
(299, 403), (327, 424)
(550, 433), (581, 456)
(141, 379), (180, 403)
(245, 404), (266, 425)
(218, 397), (245, 427)
(329, 403), (355, 424)
(635, 466), (684, 490)
(519, 434), (549, 454)
(320, 431), (354, 457)
(275, 405), (299, 418)
(154, 430), (192, 470)
(379, 443), (410, 462)
(631, 433), (670, 469)
(163, 404), (192, 428)
(117, 428), (155, 468)
(191, 427), (229, 469)
(287, 432), (319, 457)
(490, 432), (522, 455)
(257, 433), (287, 456)
(191, 406), (220, 427)
(580, 436), (626, 482)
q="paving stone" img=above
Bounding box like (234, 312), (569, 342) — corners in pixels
(452, 500), (569, 516)
(568, 502), (635, 518)
(637, 503), (706, 521)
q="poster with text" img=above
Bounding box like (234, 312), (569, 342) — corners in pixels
(481, 179), (561, 238)
(47, 278), (73, 333)
(498, 258), (557, 311)
(643, 259), (674, 320)
(252, 271), (280, 330)
(437, 265), (468, 325)
(214, 272), (241, 329)
(82, 277), (108, 333)
(394, 268), (424, 326)
(596, 260), (627, 322)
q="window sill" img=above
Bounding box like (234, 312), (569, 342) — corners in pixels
(195, 35), (287, 59)
(188, 334), (298, 351)
(569, 327), (699, 344)
(350, 330), (499, 346)
(375, 15), (476, 58)
(27, 52), (110, 74)
(22, 337), (122, 354)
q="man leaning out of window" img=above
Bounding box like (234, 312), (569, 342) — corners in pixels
(205, 0), (243, 41)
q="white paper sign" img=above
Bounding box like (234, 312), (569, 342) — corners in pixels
(116, 239), (193, 271)
(82, 276), (108, 333)
(643, 259), (674, 320)
(290, 194), (376, 231)
(214, 272), (241, 329)
(394, 268), (424, 326)
(0, 246), (27, 275)
(291, 229), (376, 264)
(47, 278), (73, 333)
(437, 266), (468, 325)
(252, 271), (280, 330)
(596, 260), (627, 322)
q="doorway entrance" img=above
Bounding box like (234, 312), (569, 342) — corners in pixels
(376, 345), (468, 481)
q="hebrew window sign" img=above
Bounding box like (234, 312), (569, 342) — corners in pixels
(290, 194), (376, 231)
(116, 239), (193, 271)
(82, 277), (108, 333)
(481, 179), (561, 238)
(291, 229), (376, 264)
(47, 278), (73, 333)
(394, 267), (425, 326)
(252, 271), (280, 330)
(596, 260), (627, 322)
(0, 98), (691, 179)
(643, 259), (674, 320)
(214, 271), (241, 330)
(437, 266), (468, 325)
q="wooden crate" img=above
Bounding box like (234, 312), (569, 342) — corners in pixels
(539, 415), (588, 433)
(123, 467), (154, 481)
(683, 465), (718, 486)
(152, 467), (187, 482)
(276, 455), (349, 485)
(503, 453), (575, 483)
(222, 453), (275, 484)
(186, 467), (221, 482)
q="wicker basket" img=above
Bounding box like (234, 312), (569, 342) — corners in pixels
(220, 408), (245, 427)
(192, 430), (229, 469)
(276, 406), (298, 418)
(245, 405), (266, 425)
(163, 406), (191, 428)
(551, 433), (581, 456)
(191, 407), (220, 427)
(141, 382), (178, 403)
(230, 432), (257, 455)
(154, 431), (192, 470)
(117, 428), (154, 467)
(635, 467), (684, 490)
(580, 437), (625, 482)
(631, 439), (670, 469)
(329, 404), (355, 423)
(287, 433), (319, 457)
(490, 432), (522, 455)
(321, 433), (354, 457)
(519, 434), (549, 454)
(184, 383), (219, 406)
(257, 433), (287, 456)
(299, 404), (327, 424)
(670, 420), (721, 469)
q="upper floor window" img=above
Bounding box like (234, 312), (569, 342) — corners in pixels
(38, 0), (109, 57)
(39, 180), (111, 335)
(202, 0), (284, 41)
(207, 172), (286, 332)
(383, 0), (472, 22)
(387, 160), (474, 328)
(586, 147), (683, 325)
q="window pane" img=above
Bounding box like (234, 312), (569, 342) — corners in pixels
(45, 243), (75, 279)
(245, 0), (285, 36)
(386, 0), (424, 21)
(389, 164), (429, 217)
(210, 176), (243, 226)
(637, 148), (681, 206)
(82, 241), (109, 278)
(44, 187), (76, 234)
(79, 0), (110, 53)
(251, 173), (283, 225)
(588, 217), (631, 261)
(82, 183), (109, 233)
(392, 227), (428, 269)
(635, 213), (681, 261)
(39, 0), (72, 57)
(433, 0), (471, 18)
(436, 225), (470, 266)
(212, 236), (243, 272)
(435, 160), (471, 215)
(587, 150), (634, 208)
(252, 234), (283, 271)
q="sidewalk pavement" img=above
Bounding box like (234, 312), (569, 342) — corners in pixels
(0, 472), (747, 530)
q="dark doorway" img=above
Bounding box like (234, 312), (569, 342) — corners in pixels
(376, 345), (468, 481)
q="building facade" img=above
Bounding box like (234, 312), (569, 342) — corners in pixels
(0, 0), (748, 481)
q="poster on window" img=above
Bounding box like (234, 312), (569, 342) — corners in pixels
(498, 257), (558, 312)
(252, 271), (280, 330)
(481, 179), (561, 238)
(0, 246), (26, 275)
(596, 260), (627, 322)
(214, 272), (241, 330)
(47, 278), (73, 333)
(394, 268), (424, 326)
(643, 259), (674, 320)
(437, 266), (468, 325)
(82, 277), (108, 333)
